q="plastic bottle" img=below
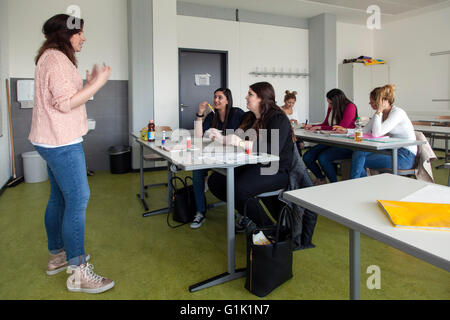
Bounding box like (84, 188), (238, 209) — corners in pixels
(161, 131), (166, 146)
(148, 120), (156, 142)
(186, 136), (191, 150)
(354, 117), (363, 142)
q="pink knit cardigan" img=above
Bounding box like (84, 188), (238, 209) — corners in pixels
(29, 49), (87, 146)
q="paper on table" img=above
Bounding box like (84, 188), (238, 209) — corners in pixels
(400, 185), (450, 204)
(161, 144), (199, 152)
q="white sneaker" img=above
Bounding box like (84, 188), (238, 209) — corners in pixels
(190, 212), (205, 229)
(66, 263), (115, 294)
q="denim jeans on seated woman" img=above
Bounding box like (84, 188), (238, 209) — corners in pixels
(193, 169), (208, 215)
(34, 143), (89, 267)
(303, 144), (353, 182)
(350, 147), (416, 179)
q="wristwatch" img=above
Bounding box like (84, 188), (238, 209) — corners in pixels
(238, 140), (246, 149)
(196, 113), (204, 118)
(376, 111), (382, 116)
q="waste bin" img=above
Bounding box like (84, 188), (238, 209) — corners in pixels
(22, 151), (48, 183)
(108, 146), (131, 174)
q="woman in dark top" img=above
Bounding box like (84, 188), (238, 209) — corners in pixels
(207, 82), (293, 229)
(191, 88), (244, 229)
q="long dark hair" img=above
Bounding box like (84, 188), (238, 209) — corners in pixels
(211, 88), (233, 130)
(35, 14), (84, 66)
(239, 82), (284, 131)
(326, 89), (357, 124)
(240, 82), (296, 142)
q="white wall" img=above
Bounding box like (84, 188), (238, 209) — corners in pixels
(153, 0), (179, 130)
(373, 7), (450, 115)
(177, 15), (310, 123)
(0, 0), (11, 187)
(336, 22), (374, 74)
(8, 0), (128, 80)
(336, 21), (375, 114)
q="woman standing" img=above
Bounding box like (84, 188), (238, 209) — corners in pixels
(191, 88), (244, 229)
(207, 82), (293, 229)
(303, 89), (357, 184)
(29, 14), (114, 293)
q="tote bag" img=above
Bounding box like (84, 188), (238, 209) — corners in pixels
(244, 201), (293, 297)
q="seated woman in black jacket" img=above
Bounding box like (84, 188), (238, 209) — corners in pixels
(207, 82), (294, 230)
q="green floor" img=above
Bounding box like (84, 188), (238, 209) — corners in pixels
(0, 152), (449, 300)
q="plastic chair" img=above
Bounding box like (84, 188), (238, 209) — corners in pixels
(371, 131), (437, 182)
(143, 126), (172, 191)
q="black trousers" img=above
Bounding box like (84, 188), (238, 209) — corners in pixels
(207, 164), (288, 227)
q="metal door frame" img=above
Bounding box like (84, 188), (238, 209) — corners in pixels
(178, 48), (229, 129)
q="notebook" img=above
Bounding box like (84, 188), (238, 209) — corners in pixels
(377, 185), (450, 231)
(377, 200), (450, 231)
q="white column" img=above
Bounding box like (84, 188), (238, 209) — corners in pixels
(153, 0), (179, 130)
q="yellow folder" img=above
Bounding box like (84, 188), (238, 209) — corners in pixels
(377, 200), (450, 231)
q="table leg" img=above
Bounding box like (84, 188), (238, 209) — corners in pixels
(445, 134), (448, 163)
(349, 229), (360, 300)
(433, 134), (448, 169)
(189, 167), (246, 292)
(136, 144), (149, 211)
(392, 148), (398, 175)
(226, 167), (236, 273)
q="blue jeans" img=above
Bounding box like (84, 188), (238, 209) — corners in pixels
(34, 143), (90, 266)
(193, 169), (208, 215)
(303, 144), (353, 182)
(350, 148), (416, 179)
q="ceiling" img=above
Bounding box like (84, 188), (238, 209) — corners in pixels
(179, 0), (450, 24)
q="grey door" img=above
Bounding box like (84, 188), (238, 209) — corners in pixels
(179, 49), (227, 129)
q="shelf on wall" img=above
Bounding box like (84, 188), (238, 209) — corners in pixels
(249, 71), (309, 78)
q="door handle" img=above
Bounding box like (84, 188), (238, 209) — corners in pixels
(180, 104), (191, 108)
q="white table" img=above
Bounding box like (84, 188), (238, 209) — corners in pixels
(283, 174), (450, 300)
(131, 132), (279, 292)
(294, 129), (425, 175)
(414, 125), (450, 164)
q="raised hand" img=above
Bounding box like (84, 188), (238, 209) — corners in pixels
(95, 64), (112, 87)
(198, 101), (208, 116)
(86, 64), (99, 85)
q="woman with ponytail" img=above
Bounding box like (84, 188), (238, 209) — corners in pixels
(281, 90), (298, 125)
(335, 84), (417, 179)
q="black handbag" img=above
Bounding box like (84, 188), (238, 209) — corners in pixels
(245, 203), (293, 297)
(168, 176), (196, 227)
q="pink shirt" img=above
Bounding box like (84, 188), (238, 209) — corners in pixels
(318, 103), (357, 130)
(29, 49), (87, 146)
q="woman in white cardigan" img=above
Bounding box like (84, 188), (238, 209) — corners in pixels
(335, 84), (417, 179)
(351, 84), (417, 178)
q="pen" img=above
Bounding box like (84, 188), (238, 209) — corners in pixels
(208, 104), (215, 113)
